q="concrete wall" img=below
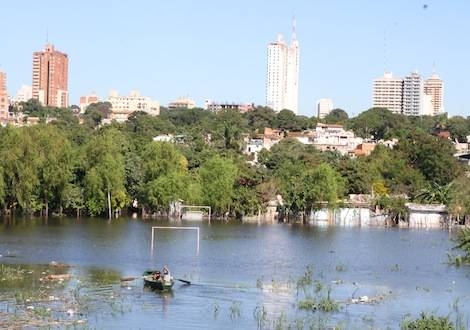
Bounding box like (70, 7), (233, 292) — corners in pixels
(407, 211), (446, 228)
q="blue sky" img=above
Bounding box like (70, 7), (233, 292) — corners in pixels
(1, 0), (468, 117)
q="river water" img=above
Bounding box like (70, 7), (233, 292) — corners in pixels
(0, 217), (469, 329)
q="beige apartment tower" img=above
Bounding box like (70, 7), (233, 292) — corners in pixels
(424, 73), (444, 115)
(373, 72), (403, 114)
(0, 71), (8, 120)
(32, 44), (69, 108)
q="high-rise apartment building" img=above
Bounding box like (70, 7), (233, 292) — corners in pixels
(372, 72), (403, 114)
(266, 21), (299, 114)
(373, 70), (443, 116)
(0, 71), (9, 120)
(424, 73), (444, 115)
(402, 71), (423, 116)
(316, 98), (333, 119)
(32, 44), (69, 108)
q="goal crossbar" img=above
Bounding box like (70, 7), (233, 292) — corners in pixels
(180, 205), (211, 222)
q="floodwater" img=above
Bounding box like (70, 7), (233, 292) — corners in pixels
(0, 217), (469, 329)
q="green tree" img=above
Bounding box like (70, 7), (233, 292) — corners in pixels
(30, 125), (74, 216)
(349, 107), (406, 140)
(452, 227), (470, 265)
(272, 159), (307, 220)
(447, 115), (470, 142)
(62, 183), (85, 218)
(303, 164), (345, 215)
(140, 141), (190, 214)
(83, 128), (128, 217)
(395, 131), (462, 186)
(0, 165), (5, 209)
(323, 108), (349, 125)
(413, 182), (452, 204)
(231, 163), (264, 219)
(213, 109), (247, 151)
(82, 102), (112, 127)
(198, 154), (238, 217)
(448, 175), (470, 224)
(337, 157), (377, 194)
(367, 144), (426, 196)
(16, 98), (43, 115)
(245, 106), (276, 133)
(124, 151), (144, 203)
(0, 127), (40, 213)
(274, 109), (301, 131)
(259, 138), (322, 171)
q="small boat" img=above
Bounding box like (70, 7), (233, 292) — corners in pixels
(142, 269), (174, 291)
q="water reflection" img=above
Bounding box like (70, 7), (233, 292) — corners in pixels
(143, 287), (174, 315)
(0, 217), (469, 329)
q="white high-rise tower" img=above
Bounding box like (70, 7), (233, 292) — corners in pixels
(403, 71), (424, 116)
(266, 19), (299, 114)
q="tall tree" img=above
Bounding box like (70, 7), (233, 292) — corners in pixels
(395, 131), (462, 186)
(140, 141), (190, 214)
(83, 128), (128, 217)
(349, 107), (406, 140)
(198, 154), (238, 217)
(323, 108), (349, 125)
(0, 127), (40, 213)
(83, 102), (112, 127)
(30, 125), (74, 216)
(245, 106), (276, 133)
(303, 163), (345, 213)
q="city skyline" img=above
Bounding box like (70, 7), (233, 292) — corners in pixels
(1, 0), (469, 118)
(373, 71), (444, 116)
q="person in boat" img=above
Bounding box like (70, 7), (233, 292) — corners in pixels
(162, 266), (171, 282)
(152, 270), (161, 281)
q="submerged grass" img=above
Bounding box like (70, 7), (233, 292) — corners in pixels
(401, 312), (457, 330)
(0, 263), (135, 328)
(0, 264), (29, 281)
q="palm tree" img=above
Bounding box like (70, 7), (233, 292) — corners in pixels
(413, 182), (452, 204)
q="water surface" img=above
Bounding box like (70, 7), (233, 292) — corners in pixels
(0, 217), (469, 329)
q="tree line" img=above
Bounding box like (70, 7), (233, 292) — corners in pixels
(2, 100), (470, 222)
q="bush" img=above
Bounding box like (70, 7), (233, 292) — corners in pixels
(401, 312), (455, 330)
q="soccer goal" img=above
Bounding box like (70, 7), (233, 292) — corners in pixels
(180, 205), (211, 222)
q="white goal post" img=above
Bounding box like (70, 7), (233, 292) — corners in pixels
(180, 205), (211, 222)
(151, 226), (200, 255)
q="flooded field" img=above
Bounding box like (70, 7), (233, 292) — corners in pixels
(0, 217), (469, 329)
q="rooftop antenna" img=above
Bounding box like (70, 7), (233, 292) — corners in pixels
(383, 28), (388, 74)
(291, 14), (297, 42)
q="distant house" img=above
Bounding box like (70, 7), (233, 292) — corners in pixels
(263, 128), (284, 149)
(352, 142), (376, 157)
(153, 134), (174, 142)
(107, 90), (159, 123)
(153, 134), (186, 144)
(404, 203), (447, 228)
(168, 97), (196, 109)
(310, 123), (363, 155)
(244, 124), (367, 164)
(242, 128), (284, 162)
(204, 100), (253, 113)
